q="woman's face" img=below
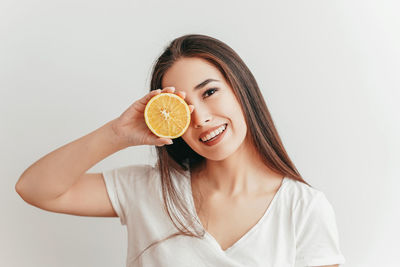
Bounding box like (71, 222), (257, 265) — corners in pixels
(161, 57), (249, 161)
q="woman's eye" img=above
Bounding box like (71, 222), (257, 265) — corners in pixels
(203, 88), (218, 98)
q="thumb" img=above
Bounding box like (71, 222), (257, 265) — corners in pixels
(155, 138), (173, 147)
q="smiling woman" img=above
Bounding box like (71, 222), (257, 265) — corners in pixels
(16, 33), (346, 267)
(112, 34), (346, 266)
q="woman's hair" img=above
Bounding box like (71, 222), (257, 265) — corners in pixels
(133, 33), (311, 264)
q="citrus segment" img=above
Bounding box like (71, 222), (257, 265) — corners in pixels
(144, 92), (191, 138)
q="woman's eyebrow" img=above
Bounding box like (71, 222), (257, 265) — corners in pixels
(194, 79), (219, 90)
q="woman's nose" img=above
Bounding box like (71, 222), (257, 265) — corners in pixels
(191, 107), (211, 129)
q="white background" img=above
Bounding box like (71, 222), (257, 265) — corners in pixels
(1, 0), (399, 266)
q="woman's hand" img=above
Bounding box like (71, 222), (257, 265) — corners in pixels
(111, 87), (194, 147)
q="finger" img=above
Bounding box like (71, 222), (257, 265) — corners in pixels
(189, 105), (194, 113)
(155, 138), (173, 146)
(176, 91), (186, 99)
(161, 86), (175, 93)
(138, 89), (161, 106)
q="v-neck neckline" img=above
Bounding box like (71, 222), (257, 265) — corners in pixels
(186, 168), (288, 253)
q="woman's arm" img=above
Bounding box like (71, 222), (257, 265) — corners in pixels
(15, 119), (129, 205)
(15, 87), (181, 206)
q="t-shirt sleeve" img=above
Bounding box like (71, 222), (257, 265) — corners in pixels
(295, 191), (346, 267)
(102, 164), (155, 226)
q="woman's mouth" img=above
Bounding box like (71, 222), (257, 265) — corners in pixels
(199, 123), (228, 146)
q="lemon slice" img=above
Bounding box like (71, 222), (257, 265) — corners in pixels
(144, 92), (191, 139)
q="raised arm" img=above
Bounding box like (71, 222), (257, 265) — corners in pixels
(15, 87), (183, 212)
(15, 118), (129, 206)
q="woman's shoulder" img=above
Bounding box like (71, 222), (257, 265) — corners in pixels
(103, 163), (158, 179)
(102, 163), (191, 189)
(283, 177), (327, 210)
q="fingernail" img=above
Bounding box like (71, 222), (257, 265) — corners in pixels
(168, 140), (173, 144)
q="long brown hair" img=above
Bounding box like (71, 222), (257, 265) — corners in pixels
(133, 34), (311, 264)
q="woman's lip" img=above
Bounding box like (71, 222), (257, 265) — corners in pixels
(200, 124), (228, 146)
(198, 123), (228, 140)
(199, 123), (228, 142)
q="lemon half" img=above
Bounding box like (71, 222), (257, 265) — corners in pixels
(144, 92), (191, 139)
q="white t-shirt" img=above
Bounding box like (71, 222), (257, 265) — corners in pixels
(102, 164), (346, 267)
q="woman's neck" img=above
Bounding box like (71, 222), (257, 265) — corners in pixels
(191, 138), (284, 198)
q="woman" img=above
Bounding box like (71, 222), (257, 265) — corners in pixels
(16, 34), (346, 267)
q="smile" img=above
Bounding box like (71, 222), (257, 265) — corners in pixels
(200, 123), (228, 145)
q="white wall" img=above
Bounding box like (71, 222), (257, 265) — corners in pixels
(1, 0), (399, 266)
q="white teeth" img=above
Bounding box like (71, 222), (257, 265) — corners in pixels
(201, 124), (227, 142)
